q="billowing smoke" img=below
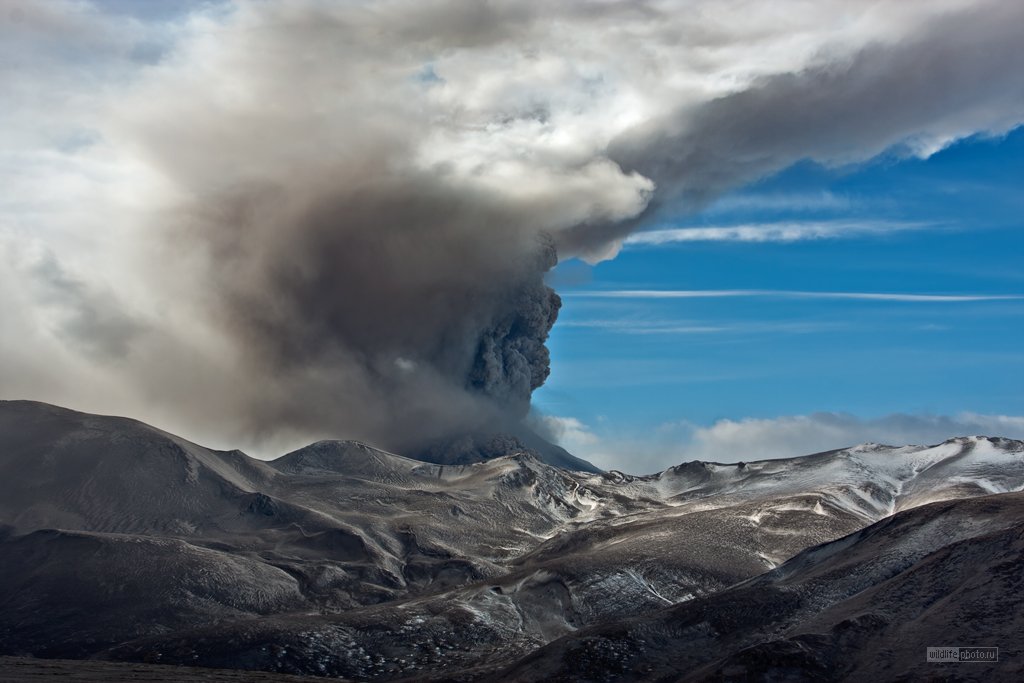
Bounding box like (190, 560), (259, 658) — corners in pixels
(171, 163), (570, 452)
(468, 238), (560, 417)
(1, 0), (1022, 457)
(63, 1), (654, 454)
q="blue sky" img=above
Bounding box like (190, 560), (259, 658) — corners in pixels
(535, 128), (1024, 469)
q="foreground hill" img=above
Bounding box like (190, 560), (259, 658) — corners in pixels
(1, 400), (1022, 680)
(501, 492), (1024, 682)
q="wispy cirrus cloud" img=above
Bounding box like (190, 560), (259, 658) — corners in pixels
(565, 290), (1024, 302)
(558, 319), (845, 335)
(702, 191), (854, 215)
(624, 220), (928, 245)
(558, 319), (724, 333)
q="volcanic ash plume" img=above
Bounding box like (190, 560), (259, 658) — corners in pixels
(468, 239), (561, 419)
(178, 171), (571, 454)
(2, 0), (1022, 458)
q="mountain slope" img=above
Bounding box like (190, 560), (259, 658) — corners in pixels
(0, 529), (306, 658)
(0, 400), (288, 535)
(1, 400), (1022, 680)
(408, 424), (603, 473)
(499, 492), (1024, 682)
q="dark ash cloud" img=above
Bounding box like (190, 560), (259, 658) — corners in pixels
(171, 166), (566, 452)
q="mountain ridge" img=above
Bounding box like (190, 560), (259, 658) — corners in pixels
(1, 399), (1022, 680)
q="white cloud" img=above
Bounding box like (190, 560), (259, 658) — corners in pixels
(543, 412), (1024, 474)
(557, 318), (843, 335)
(529, 413), (629, 472)
(793, 292), (1023, 302)
(566, 290), (1023, 302)
(567, 290), (755, 299)
(703, 191), (853, 215)
(624, 220), (927, 245)
(679, 413), (1024, 464)
(532, 414), (601, 450)
(558, 319), (726, 334)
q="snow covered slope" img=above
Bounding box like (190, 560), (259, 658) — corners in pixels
(502, 492), (1024, 683)
(581, 436), (1024, 520)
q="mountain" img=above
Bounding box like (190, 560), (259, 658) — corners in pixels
(0, 400), (277, 536)
(409, 424), (603, 473)
(0, 400), (1022, 680)
(500, 492), (1024, 682)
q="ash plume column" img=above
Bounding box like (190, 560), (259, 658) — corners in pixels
(467, 236), (561, 419)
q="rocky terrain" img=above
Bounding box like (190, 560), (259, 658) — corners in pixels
(1, 399), (1022, 681)
(501, 492), (1024, 682)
